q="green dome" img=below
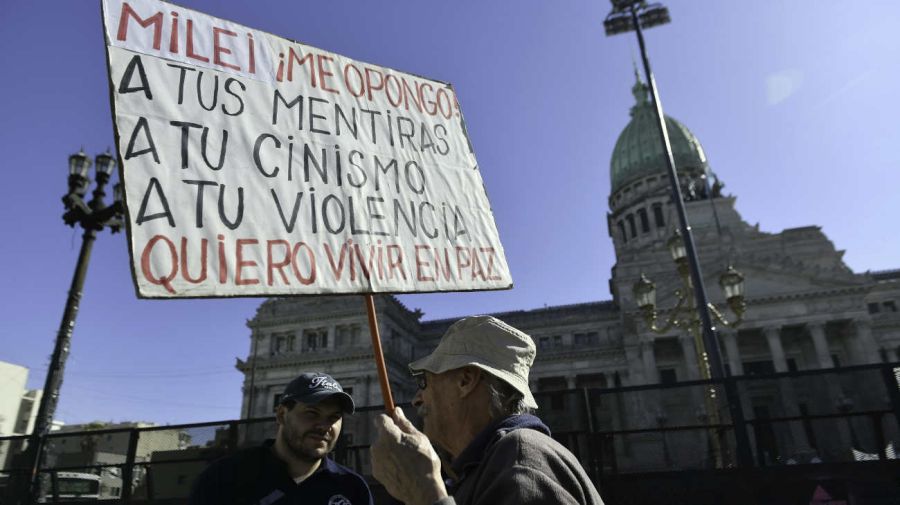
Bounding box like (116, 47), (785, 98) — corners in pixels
(610, 78), (708, 194)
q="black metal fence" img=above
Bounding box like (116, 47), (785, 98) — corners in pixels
(2, 363), (898, 504)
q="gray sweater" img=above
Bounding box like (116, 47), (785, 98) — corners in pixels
(436, 416), (605, 505)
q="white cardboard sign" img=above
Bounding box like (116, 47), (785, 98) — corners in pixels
(102, 0), (512, 297)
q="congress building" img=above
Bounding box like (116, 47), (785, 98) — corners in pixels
(235, 75), (900, 470)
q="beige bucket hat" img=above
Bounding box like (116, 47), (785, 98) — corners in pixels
(409, 315), (538, 409)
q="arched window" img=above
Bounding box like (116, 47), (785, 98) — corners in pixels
(617, 221), (628, 243)
(626, 214), (637, 238)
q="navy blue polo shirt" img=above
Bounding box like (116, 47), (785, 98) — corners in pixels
(189, 440), (373, 505)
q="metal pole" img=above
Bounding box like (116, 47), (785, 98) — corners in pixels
(627, 7), (754, 466)
(629, 6), (725, 379)
(27, 226), (97, 503)
(120, 428), (140, 504)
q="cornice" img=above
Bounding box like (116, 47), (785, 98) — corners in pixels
(249, 295), (424, 334)
(251, 311), (367, 328)
(236, 350), (378, 371)
(534, 346), (626, 363)
(235, 346), (415, 372)
(421, 301), (619, 332)
(748, 285), (869, 305)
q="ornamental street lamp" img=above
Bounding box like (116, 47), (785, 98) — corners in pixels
(26, 149), (124, 503)
(634, 233), (747, 341)
(633, 232), (746, 467)
(632, 234), (747, 374)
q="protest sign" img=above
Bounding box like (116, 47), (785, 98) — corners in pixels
(102, 0), (512, 298)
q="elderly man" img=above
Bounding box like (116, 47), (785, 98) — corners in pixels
(190, 372), (373, 505)
(371, 316), (604, 505)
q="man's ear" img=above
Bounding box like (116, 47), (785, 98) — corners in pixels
(456, 366), (483, 398)
(274, 404), (286, 426)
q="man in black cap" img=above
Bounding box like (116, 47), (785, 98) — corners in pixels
(190, 372), (373, 505)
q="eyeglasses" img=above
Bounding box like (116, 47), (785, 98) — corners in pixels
(412, 372), (427, 390)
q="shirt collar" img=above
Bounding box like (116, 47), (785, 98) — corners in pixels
(450, 414), (550, 478)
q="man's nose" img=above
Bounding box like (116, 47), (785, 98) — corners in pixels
(314, 419), (335, 431)
(412, 389), (424, 407)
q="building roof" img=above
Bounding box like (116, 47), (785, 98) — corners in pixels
(871, 269), (900, 281)
(419, 300), (618, 340)
(610, 72), (710, 193)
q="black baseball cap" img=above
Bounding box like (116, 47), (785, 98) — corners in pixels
(279, 372), (355, 414)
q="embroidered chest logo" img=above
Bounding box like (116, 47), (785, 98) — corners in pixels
(327, 495), (351, 505)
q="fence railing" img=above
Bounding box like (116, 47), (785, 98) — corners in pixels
(1, 362), (898, 504)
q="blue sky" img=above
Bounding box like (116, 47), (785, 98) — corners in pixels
(1, 1), (898, 426)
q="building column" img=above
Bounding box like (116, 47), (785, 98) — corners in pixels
(246, 385), (259, 418)
(240, 384), (250, 419)
(761, 326), (811, 454)
(257, 331), (269, 356)
(852, 319), (879, 364)
(625, 344), (642, 386)
(887, 346), (899, 362)
(808, 322), (832, 369)
(604, 370), (622, 387)
(680, 334), (701, 380)
(360, 375), (371, 407)
(641, 338), (658, 384)
(248, 329), (258, 357)
(359, 376), (372, 446)
(599, 372), (611, 389)
(563, 375), (581, 426)
(327, 325), (336, 351)
(764, 326), (789, 373)
(721, 331), (743, 376)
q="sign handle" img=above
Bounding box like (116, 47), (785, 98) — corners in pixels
(364, 294), (396, 412)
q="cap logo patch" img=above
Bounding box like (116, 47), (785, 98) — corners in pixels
(310, 375), (341, 391)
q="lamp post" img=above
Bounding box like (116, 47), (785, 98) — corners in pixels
(604, 0), (725, 381)
(26, 149), (124, 503)
(632, 233), (746, 467)
(605, 0), (755, 468)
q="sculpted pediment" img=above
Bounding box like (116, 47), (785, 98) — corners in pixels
(713, 252), (864, 300)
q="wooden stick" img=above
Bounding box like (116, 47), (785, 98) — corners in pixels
(364, 294), (396, 412)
